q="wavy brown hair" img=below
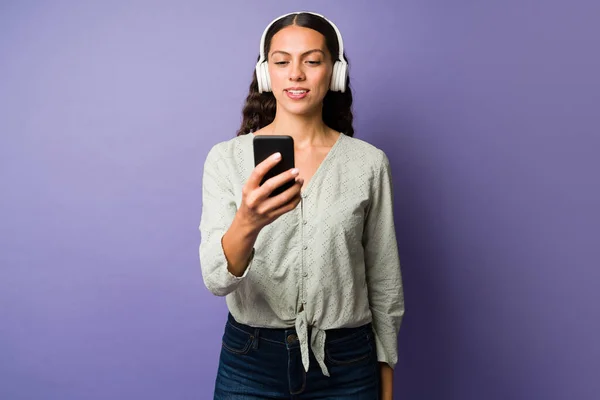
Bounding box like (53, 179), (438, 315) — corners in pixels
(236, 13), (354, 137)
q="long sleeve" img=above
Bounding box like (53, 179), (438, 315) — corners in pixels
(199, 145), (255, 296)
(363, 150), (405, 369)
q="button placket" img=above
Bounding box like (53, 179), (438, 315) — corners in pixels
(299, 195), (308, 306)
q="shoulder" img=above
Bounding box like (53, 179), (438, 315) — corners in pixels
(202, 134), (252, 179)
(204, 134), (252, 165)
(338, 134), (390, 170)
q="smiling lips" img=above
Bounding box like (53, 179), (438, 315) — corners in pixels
(285, 88), (309, 100)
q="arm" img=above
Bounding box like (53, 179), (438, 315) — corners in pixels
(380, 363), (394, 400)
(199, 146), (303, 294)
(220, 213), (260, 277)
(363, 151), (405, 398)
(199, 146), (253, 295)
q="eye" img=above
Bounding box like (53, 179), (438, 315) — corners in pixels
(274, 61), (289, 65)
(306, 60), (322, 65)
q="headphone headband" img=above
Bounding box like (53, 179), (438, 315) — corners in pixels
(257, 11), (346, 65)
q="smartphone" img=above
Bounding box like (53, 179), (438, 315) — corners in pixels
(253, 135), (295, 197)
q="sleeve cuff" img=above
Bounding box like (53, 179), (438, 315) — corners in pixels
(224, 248), (256, 281)
(372, 325), (398, 370)
(201, 242), (257, 297)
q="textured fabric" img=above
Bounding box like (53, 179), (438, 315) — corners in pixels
(214, 313), (380, 399)
(199, 132), (404, 377)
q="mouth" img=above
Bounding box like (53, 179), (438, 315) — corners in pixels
(284, 88), (310, 99)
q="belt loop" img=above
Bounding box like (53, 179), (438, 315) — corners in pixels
(252, 328), (260, 350)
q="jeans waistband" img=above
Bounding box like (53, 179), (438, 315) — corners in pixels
(227, 312), (372, 343)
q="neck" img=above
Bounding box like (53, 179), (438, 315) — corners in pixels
(269, 109), (334, 148)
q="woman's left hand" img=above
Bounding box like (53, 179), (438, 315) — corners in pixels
(379, 363), (393, 399)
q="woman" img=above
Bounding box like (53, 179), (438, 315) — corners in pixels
(199, 11), (404, 399)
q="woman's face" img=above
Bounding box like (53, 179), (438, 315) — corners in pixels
(267, 25), (333, 117)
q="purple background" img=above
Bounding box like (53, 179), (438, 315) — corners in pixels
(1, 1), (599, 399)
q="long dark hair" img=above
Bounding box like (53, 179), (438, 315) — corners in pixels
(236, 13), (354, 137)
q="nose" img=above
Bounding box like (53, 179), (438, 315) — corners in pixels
(289, 62), (305, 82)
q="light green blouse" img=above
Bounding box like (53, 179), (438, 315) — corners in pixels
(199, 132), (404, 377)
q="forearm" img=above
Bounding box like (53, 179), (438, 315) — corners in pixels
(221, 212), (260, 277)
(379, 362), (393, 399)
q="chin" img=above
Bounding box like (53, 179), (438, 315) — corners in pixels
(286, 108), (320, 118)
(278, 101), (321, 117)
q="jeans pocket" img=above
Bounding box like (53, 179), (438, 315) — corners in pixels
(325, 330), (374, 366)
(221, 322), (253, 355)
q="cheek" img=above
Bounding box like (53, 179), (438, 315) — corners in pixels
(267, 66), (285, 89)
(313, 69), (332, 90)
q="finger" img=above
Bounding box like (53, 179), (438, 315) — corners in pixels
(247, 152), (282, 189)
(259, 179), (303, 214)
(248, 176), (301, 215)
(256, 167), (300, 199)
(267, 192), (302, 220)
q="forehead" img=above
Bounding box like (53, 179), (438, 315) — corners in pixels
(269, 25), (327, 53)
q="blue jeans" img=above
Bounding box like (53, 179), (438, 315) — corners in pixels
(214, 313), (380, 399)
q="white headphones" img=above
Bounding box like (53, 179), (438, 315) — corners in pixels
(255, 11), (348, 93)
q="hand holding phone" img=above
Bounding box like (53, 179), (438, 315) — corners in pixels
(253, 135), (296, 197)
(234, 135), (303, 233)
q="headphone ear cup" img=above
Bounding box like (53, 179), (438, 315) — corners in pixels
(330, 61), (340, 91)
(261, 62), (271, 92)
(338, 61), (348, 93)
(255, 64), (263, 93)
(255, 62), (271, 93)
(330, 61), (348, 92)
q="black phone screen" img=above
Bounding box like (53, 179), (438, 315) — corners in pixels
(253, 135), (295, 197)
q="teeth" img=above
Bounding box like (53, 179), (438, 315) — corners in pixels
(288, 90), (307, 95)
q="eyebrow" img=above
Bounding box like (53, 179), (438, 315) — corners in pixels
(269, 49), (326, 57)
